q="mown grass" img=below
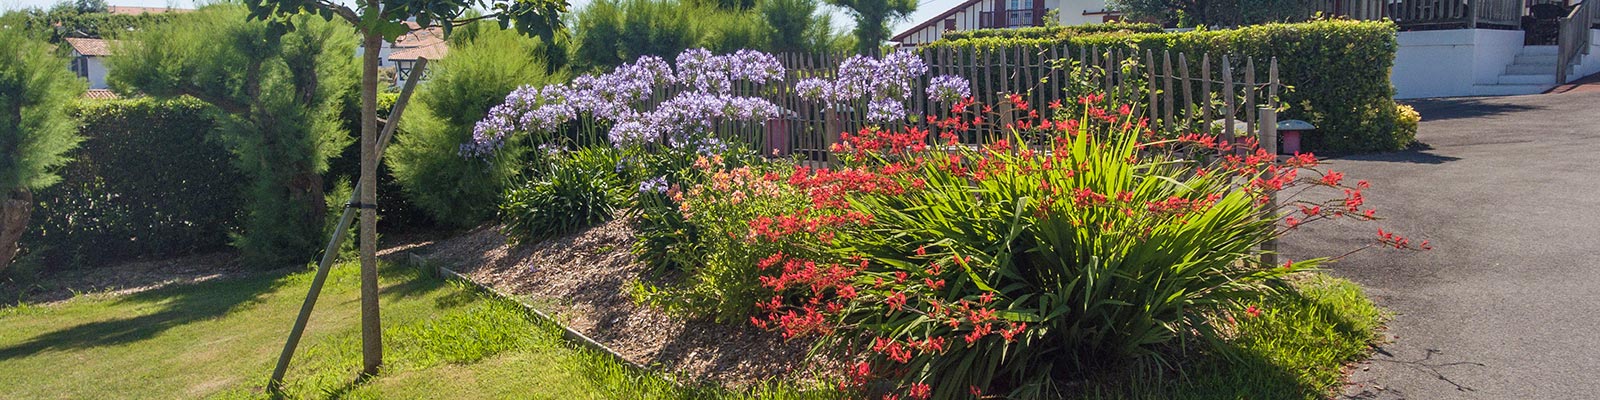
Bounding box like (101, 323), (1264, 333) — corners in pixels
(0, 259), (1381, 399)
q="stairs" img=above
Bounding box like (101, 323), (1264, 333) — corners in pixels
(1473, 46), (1568, 96)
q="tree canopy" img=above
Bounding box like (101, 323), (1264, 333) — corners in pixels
(824, 0), (916, 55)
(109, 5), (356, 267)
(0, 28), (85, 274)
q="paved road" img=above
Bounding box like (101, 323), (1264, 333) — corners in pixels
(1277, 90), (1600, 399)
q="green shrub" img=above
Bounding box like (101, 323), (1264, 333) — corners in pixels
(109, 5), (356, 267)
(26, 98), (243, 268)
(499, 147), (626, 242)
(387, 24), (566, 228)
(939, 22), (1164, 41)
(925, 19), (1408, 153)
(664, 96), (1418, 398)
(0, 28), (85, 273)
(1393, 103), (1420, 148)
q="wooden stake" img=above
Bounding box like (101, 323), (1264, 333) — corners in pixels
(268, 58), (429, 393)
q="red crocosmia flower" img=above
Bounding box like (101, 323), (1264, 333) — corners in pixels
(971, 386), (985, 396)
(1282, 260), (1294, 270)
(883, 394), (899, 400)
(1245, 305), (1262, 318)
(886, 292), (908, 311)
(916, 246), (927, 256)
(909, 382), (932, 399)
(1357, 180), (1371, 189)
(1364, 209), (1377, 218)
(894, 271), (908, 282)
(1322, 171), (1345, 186)
(1285, 216), (1301, 228)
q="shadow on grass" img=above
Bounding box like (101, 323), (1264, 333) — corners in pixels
(0, 271), (291, 361)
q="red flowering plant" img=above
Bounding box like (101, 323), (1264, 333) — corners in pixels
(721, 93), (1428, 399)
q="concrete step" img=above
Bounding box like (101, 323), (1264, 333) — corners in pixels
(1522, 45), (1559, 56)
(1470, 83), (1555, 96)
(1506, 64), (1558, 75)
(1499, 73), (1559, 85)
(1516, 54), (1559, 65)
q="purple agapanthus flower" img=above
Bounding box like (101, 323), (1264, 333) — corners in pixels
(926, 75), (972, 103)
(465, 48), (790, 156)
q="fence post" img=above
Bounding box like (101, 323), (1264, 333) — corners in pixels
(824, 109), (842, 167)
(1258, 106), (1279, 268)
(1468, 0), (1479, 29)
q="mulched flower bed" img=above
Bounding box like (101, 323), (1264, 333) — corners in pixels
(418, 218), (846, 387)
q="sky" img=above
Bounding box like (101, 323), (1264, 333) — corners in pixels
(0, 0), (967, 37)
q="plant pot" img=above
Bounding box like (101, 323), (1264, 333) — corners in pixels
(1280, 130), (1303, 155)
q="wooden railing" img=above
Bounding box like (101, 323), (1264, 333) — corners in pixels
(1311, 0), (1522, 29)
(1557, 1), (1594, 83)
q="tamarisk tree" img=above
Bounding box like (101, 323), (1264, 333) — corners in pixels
(0, 29), (85, 274)
(824, 0), (915, 55)
(111, 5), (356, 268)
(244, 0), (566, 378)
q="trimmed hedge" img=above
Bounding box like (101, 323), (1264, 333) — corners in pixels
(939, 22), (1164, 42)
(925, 19), (1408, 153)
(24, 98), (244, 267)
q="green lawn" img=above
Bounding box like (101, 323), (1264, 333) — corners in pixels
(0, 258), (1382, 399)
(0, 261), (659, 398)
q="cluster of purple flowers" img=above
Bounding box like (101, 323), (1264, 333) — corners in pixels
(639, 176), (669, 194)
(793, 50), (971, 124)
(464, 48), (787, 157)
(926, 75), (973, 104)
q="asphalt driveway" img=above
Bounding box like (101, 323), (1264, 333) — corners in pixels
(1276, 90), (1600, 399)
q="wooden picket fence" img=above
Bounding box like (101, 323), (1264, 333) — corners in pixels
(562, 47), (1282, 163)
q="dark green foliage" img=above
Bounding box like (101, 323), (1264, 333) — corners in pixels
(109, 5), (356, 267)
(27, 98), (242, 267)
(570, 0), (850, 72)
(387, 25), (565, 228)
(926, 20), (1408, 153)
(0, 28), (85, 192)
(0, 8), (177, 44)
(939, 22), (1164, 41)
(499, 148), (625, 243)
(825, 0), (917, 54)
(1107, 0), (1313, 27)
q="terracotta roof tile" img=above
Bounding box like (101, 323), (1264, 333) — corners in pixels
(82, 89), (120, 100)
(64, 37), (114, 57)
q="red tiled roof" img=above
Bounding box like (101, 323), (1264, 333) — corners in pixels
(83, 89), (120, 100)
(64, 37), (114, 57)
(389, 43), (447, 61)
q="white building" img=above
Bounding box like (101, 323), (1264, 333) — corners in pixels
(892, 0), (1120, 46)
(64, 37), (114, 90)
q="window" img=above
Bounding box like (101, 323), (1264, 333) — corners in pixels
(1005, 0), (1035, 27)
(1008, 10), (1034, 27)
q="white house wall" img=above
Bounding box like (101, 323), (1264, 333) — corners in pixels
(1391, 29), (1523, 98)
(85, 57), (109, 90)
(896, 0), (1111, 45)
(1055, 0), (1108, 25)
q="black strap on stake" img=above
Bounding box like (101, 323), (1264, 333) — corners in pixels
(347, 202), (378, 210)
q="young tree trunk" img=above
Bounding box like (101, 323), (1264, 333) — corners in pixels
(0, 188), (32, 275)
(358, 31), (384, 377)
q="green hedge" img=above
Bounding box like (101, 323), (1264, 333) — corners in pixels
(925, 19), (1407, 153)
(939, 22), (1164, 42)
(24, 98), (244, 267)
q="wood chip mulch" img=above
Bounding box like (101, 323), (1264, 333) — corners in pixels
(417, 218), (847, 388)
